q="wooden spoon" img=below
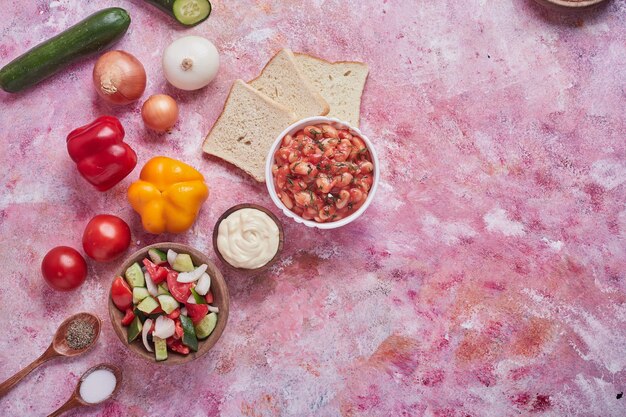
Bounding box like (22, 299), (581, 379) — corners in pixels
(47, 363), (122, 417)
(0, 312), (101, 398)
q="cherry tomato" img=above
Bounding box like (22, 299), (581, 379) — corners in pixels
(110, 276), (133, 311)
(166, 270), (192, 303)
(41, 246), (87, 291)
(82, 214), (131, 262)
(186, 303), (209, 324)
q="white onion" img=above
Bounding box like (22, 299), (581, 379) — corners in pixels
(194, 273), (211, 295)
(186, 294), (196, 304)
(153, 316), (175, 339)
(208, 305), (219, 313)
(167, 249), (178, 267)
(142, 318), (153, 353)
(177, 264), (208, 283)
(162, 36), (219, 91)
(181, 307), (188, 316)
(145, 272), (158, 297)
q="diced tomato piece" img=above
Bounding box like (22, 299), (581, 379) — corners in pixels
(167, 270), (193, 303)
(111, 276), (133, 311)
(121, 308), (135, 326)
(143, 259), (168, 284)
(167, 338), (190, 355)
(186, 303), (209, 325)
(174, 319), (183, 340)
(151, 305), (164, 314)
(205, 291), (214, 304)
(167, 308), (181, 320)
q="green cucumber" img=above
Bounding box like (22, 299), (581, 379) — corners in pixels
(0, 8), (130, 93)
(157, 294), (179, 314)
(125, 262), (145, 288)
(143, 0), (211, 27)
(194, 312), (217, 339)
(172, 253), (194, 272)
(127, 316), (143, 343)
(133, 287), (150, 304)
(157, 283), (170, 296)
(179, 315), (198, 351)
(190, 287), (207, 304)
(137, 296), (159, 314)
(154, 336), (168, 361)
(148, 249), (167, 264)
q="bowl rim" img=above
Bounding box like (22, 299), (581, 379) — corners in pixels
(107, 242), (229, 365)
(533, 0), (607, 8)
(265, 116), (380, 229)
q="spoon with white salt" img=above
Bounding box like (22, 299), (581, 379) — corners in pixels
(47, 364), (122, 417)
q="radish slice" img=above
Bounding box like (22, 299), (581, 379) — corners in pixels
(177, 264), (208, 283)
(194, 273), (211, 295)
(142, 318), (153, 353)
(167, 249), (178, 267)
(145, 272), (158, 297)
(208, 305), (219, 313)
(181, 307), (188, 316)
(186, 294), (196, 304)
(153, 316), (175, 339)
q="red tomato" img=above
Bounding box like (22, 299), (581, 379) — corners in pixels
(142, 259), (168, 284)
(166, 270), (192, 303)
(41, 246), (87, 291)
(82, 214), (131, 262)
(166, 338), (190, 355)
(205, 291), (214, 304)
(121, 308), (135, 326)
(167, 308), (181, 320)
(110, 276), (133, 311)
(186, 303), (209, 325)
(174, 319), (183, 339)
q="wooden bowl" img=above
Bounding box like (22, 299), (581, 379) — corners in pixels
(533, 0), (608, 10)
(212, 204), (284, 273)
(108, 242), (229, 365)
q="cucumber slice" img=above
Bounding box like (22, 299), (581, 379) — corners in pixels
(179, 315), (198, 351)
(173, 0), (211, 26)
(154, 336), (168, 361)
(125, 262), (145, 288)
(137, 296), (159, 314)
(148, 248), (167, 264)
(133, 287), (150, 304)
(172, 253), (194, 272)
(194, 312), (217, 339)
(157, 283), (170, 296)
(190, 287), (207, 304)
(127, 316), (143, 343)
(157, 294), (179, 314)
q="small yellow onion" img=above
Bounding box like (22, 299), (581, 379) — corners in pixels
(141, 94), (179, 132)
(93, 50), (146, 105)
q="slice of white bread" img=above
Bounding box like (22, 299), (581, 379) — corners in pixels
(202, 79), (297, 182)
(294, 53), (369, 127)
(249, 49), (329, 119)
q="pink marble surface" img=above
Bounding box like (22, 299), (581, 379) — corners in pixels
(1, 0), (625, 416)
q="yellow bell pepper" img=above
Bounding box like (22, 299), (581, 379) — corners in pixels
(128, 156), (209, 234)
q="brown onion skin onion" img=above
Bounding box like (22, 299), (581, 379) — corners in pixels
(141, 94), (179, 132)
(93, 50), (146, 105)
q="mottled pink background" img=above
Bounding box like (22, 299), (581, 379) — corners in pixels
(1, 0), (625, 416)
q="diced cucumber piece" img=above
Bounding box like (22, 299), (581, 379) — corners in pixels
(125, 262), (145, 288)
(154, 336), (168, 361)
(190, 287), (207, 304)
(137, 296), (159, 314)
(133, 287), (150, 304)
(179, 315), (198, 351)
(157, 294), (179, 314)
(127, 316), (143, 343)
(157, 283), (170, 296)
(194, 312), (217, 339)
(172, 253), (194, 272)
(148, 248), (168, 264)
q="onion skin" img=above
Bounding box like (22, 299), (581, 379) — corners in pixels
(141, 94), (179, 132)
(93, 50), (146, 105)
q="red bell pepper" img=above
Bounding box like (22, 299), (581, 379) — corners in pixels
(66, 116), (137, 191)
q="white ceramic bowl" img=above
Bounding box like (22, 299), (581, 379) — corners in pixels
(265, 116), (380, 229)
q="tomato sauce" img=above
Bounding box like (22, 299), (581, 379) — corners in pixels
(272, 123), (374, 223)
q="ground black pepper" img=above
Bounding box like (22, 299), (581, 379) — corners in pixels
(65, 319), (95, 350)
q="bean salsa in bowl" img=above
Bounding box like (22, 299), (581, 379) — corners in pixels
(265, 117), (379, 229)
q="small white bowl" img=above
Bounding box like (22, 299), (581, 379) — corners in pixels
(265, 116), (380, 229)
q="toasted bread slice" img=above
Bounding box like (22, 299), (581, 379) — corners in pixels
(202, 80), (298, 182)
(294, 53), (369, 127)
(249, 49), (329, 118)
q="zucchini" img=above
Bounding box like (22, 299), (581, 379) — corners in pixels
(143, 0), (211, 27)
(0, 8), (130, 93)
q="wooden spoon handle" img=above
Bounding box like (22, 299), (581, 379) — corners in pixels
(0, 344), (57, 398)
(47, 396), (82, 417)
